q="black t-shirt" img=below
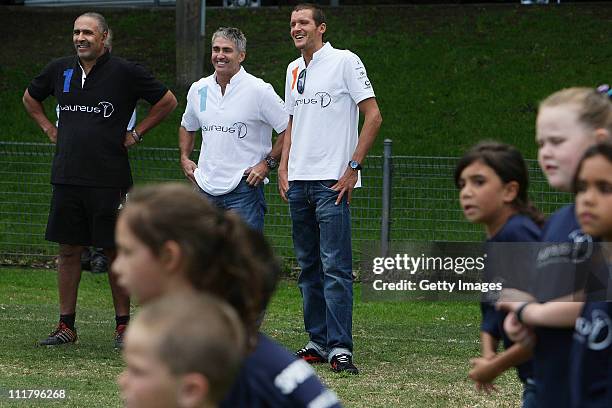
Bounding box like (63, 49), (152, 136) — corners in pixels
(28, 52), (168, 188)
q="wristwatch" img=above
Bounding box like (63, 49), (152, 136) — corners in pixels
(265, 155), (279, 170)
(348, 160), (362, 171)
(130, 129), (142, 144)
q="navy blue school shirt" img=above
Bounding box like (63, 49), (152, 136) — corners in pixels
(27, 51), (168, 188)
(481, 214), (539, 383)
(570, 301), (612, 408)
(534, 204), (593, 408)
(220, 333), (342, 408)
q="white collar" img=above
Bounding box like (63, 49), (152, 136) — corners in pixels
(305, 42), (332, 65)
(214, 65), (246, 86)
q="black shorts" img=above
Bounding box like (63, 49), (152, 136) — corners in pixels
(45, 184), (128, 248)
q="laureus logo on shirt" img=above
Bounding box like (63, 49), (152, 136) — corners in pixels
(294, 92), (332, 109)
(202, 122), (248, 139)
(536, 229), (593, 267)
(574, 309), (611, 351)
(59, 101), (114, 118)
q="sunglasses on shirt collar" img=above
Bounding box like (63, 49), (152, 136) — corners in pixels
(297, 69), (307, 94)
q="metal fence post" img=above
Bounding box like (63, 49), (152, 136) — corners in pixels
(381, 139), (392, 257)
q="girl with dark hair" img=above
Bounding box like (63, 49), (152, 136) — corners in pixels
(456, 141), (541, 407)
(113, 182), (342, 408)
(569, 142), (612, 408)
(454, 141), (545, 231)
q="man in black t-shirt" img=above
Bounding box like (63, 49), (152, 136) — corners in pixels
(22, 12), (177, 348)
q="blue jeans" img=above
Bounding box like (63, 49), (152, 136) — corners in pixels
(522, 379), (537, 408)
(197, 178), (266, 232)
(287, 180), (353, 360)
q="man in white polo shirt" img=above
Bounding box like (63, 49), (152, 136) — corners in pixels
(179, 27), (287, 232)
(278, 3), (382, 375)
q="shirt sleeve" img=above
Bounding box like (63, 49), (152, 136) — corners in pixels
(127, 62), (168, 106)
(480, 302), (502, 339)
(180, 83), (201, 132)
(342, 52), (376, 105)
(274, 359), (343, 408)
(284, 64), (297, 116)
(127, 110), (137, 130)
(27, 60), (58, 102)
(259, 83), (289, 134)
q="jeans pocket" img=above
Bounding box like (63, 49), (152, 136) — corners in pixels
(287, 180), (295, 193)
(318, 180), (338, 192)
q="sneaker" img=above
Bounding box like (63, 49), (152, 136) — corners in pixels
(114, 324), (127, 349)
(90, 250), (109, 274)
(39, 322), (77, 346)
(330, 353), (359, 375)
(295, 347), (326, 364)
(80, 248), (92, 271)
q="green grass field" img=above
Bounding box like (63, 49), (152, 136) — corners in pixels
(0, 267), (525, 407)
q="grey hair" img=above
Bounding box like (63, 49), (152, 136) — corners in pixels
(77, 12), (109, 35)
(104, 28), (113, 49)
(211, 27), (246, 53)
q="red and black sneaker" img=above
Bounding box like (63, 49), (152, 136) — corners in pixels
(330, 353), (359, 375)
(39, 322), (77, 346)
(114, 324), (127, 350)
(295, 347), (326, 364)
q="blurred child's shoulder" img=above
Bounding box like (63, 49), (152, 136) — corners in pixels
(541, 204), (582, 242)
(492, 214), (541, 242)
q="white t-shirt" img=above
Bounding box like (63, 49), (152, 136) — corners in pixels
(181, 67), (288, 195)
(284, 43), (375, 185)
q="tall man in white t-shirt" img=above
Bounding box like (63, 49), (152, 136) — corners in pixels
(179, 27), (288, 232)
(278, 3), (382, 375)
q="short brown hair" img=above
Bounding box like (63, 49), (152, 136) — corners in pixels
(293, 3), (326, 27)
(132, 293), (245, 404)
(122, 183), (278, 348)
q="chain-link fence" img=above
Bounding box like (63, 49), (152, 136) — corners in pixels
(0, 141), (572, 267)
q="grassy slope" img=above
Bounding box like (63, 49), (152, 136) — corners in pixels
(0, 268), (523, 407)
(1, 4), (611, 157)
(0, 6), (605, 405)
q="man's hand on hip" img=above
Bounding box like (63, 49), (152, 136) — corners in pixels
(245, 160), (269, 187)
(44, 126), (58, 144)
(123, 131), (138, 149)
(332, 167), (358, 205)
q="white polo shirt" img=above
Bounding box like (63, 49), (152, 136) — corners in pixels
(181, 67), (288, 195)
(284, 43), (375, 185)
